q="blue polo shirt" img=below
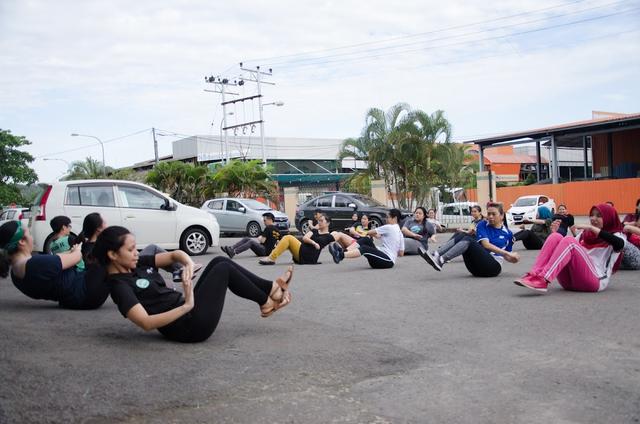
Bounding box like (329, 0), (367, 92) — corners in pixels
(475, 220), (513, 258)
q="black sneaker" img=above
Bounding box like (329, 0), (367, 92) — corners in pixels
(221, 246), (235, 259)
(172, 268), (183, 283)
(419, 246), (442, 272)
(328, 242), (344, 264)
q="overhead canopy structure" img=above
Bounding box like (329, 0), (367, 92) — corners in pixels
(465, 112), (640, 183)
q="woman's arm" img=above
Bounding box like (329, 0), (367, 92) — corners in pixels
(401, 227), (421, 239)
(575, 224), (625, 251)
(154, 250), (195, 281)
(302, 231), (321, 249)
(479, 239), (520, 263)
(624, 223), (640, 235)
(57, 244), (83, 270)
(126, 279), (194, 331)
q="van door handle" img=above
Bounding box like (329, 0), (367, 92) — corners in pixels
(125, 215), (136, 218)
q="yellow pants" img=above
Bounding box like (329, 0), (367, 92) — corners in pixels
(269, 235), (301, 262)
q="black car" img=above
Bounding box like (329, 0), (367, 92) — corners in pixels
(295, 192), (410, 233)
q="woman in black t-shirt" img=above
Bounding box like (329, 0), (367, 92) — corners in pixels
(0, 220), (106, 309)
(93, 226), (293, 343)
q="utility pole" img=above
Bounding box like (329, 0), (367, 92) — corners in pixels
(204, 76), (239, 164)
(152, 127), (159, 166)
(238, 63), (277, 167)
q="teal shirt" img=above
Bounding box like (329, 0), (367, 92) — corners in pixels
(49, 235), (85, 271)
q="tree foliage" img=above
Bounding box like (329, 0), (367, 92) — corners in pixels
(0, 129), (38, 205)
(338, 105), (472, 209)
(211, 160), (277, 199)
(145, 161), (211, 206)
(64, 157), (115, 180)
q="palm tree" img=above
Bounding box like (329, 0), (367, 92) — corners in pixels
(145, 161), (210, 206)
(211, 159), (277, 199)
(65, 157), (112, 180)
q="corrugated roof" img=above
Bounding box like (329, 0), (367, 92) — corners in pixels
(465, 112), (640, 146)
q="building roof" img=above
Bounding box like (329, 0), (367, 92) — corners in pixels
(483, 153), (548, 164)
(465, 112), (640, 148)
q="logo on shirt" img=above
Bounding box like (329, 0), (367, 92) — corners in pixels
(136, 278), (150, 289)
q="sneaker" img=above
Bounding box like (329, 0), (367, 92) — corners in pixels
(328, 242), (344, 264)
(221, 246), (235, 259)
(259, 258), (276, 265)
(514, 273), (548, 293)
(419, 246), (442, 272)
(172, 268), (183, 283)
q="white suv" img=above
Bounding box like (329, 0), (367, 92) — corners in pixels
(29, 180), (220, 256)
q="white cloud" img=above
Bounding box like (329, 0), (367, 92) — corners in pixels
(0, 0), (638, 182)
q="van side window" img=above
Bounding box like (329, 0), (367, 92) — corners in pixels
(117, 186), (165, 210)
(443, 206), (460, 216)
(66, 185), (115, 207)
(462, 207), (471, 216)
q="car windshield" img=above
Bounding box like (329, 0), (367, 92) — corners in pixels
(514, 197), (538, 207)
(240, 199), (272, 210)
(351, 195), (385, 207)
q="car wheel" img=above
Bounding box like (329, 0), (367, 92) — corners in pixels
(299, 219), (311, 234)
(180, 227), (209, 256)
(246, 221), (262, 237)
(370, 217), (383, 229)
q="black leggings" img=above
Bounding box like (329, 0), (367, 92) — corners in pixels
(357, 238), (394, 269)
(159, 256), (272, 343)
(462, 241), (502, 278)
(514, 230), (544, 250)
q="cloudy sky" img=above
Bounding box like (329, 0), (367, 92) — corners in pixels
(1, 0), (639, 182)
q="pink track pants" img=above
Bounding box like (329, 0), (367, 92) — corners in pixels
(529, 232), (600, 292)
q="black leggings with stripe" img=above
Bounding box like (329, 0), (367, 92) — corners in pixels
(159, 256), (272, 343)
(358, 238), (394, 269)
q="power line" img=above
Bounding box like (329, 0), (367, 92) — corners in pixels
(243, 0), (592, 64)
(270, 2), (638, 71)
(36, 128), (152, 159)
(245, 0), (631, 69)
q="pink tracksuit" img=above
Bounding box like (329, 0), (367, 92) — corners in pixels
(529, 232), (624, 292)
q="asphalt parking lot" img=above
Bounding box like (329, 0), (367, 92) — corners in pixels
(1, 235), (639, 423)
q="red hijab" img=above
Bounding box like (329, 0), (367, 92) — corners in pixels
(580, 203), (623, 249)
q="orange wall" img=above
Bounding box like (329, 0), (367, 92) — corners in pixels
(592, 128), (640, 175)
(490, 163), (521, 175)
(466, 177), (640, 215)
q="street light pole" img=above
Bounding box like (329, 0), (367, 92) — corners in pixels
(43, 158), (71, 181)
(71, 133), (105, 174)
(259, 100), (284, 167)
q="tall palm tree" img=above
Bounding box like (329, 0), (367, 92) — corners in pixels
(65, 157), (112, 180)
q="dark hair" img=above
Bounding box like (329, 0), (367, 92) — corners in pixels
(314, 208), (322, 215)
(0, 221), (21, 278)
(471, 205), (482, 213)
(92, 226), (132, 266)
(77, 213), (104, 242)
(486, 202), (507, 228)
(50, 215), (71, 233)
(388, 208), (402, 221)
(319, 213), (331, 224)
(262, 212), (275, 221)
(414, 207), (427, 220)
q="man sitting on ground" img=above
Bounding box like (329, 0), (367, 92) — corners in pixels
(221, 212), (281, 258)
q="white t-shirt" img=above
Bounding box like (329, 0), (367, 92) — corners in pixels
(375, 224), (405, 263)
(577, 231), (625, 291)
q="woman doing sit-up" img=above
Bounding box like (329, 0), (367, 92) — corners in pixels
(514, 203), (625, 293)
(94, 226), (293, 343)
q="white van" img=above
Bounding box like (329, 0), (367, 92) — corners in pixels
(438, 202), (480, 228)
(29, 180), (220, 256)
